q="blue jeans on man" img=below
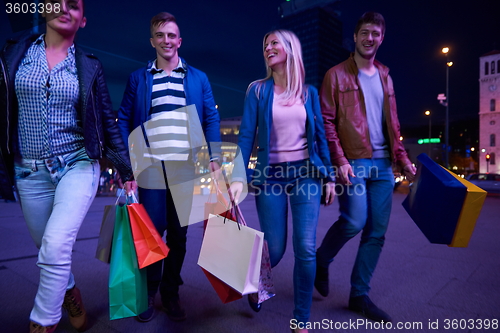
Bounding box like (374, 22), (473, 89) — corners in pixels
(317, 158), (394, 297)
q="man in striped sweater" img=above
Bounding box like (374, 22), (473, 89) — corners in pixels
(117, 11), (221, 323)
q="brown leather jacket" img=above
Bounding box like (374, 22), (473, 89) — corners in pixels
(320, 54), (411, 169)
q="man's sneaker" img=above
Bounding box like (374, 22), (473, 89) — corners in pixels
(314, 264), (329, 297)
(29, 321), (57, 333)
(162, 299), (187, 321)
(137, 296), (156, 322)
(348, 295), (392, 322)
(62, 286), (88, 332)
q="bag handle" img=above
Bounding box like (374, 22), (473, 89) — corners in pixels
(115, 188), (125, 205)
(220, 169), (246, 227)
(127, 191), (139, 204)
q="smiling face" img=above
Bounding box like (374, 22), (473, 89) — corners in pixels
(44, 0), (86, 37)
(264, 33), (287, 71)
(354, 23), (384, 60)
(150, 21), (182, 63)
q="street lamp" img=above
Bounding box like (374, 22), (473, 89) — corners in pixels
(441, 47), (453, 169)
(425, 110), (431, 156)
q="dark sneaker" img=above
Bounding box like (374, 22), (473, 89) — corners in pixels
(348, 295), (392, 322)
(162, 299), (187, 321)
(137, 296), (156, 322)
(247, 293), (261, 313)
(29, 321), (58, 333)
(314, 264), (329, 297)
(62, 286), (88, 332)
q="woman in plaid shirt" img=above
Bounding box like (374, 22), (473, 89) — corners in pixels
(0, 1), (133, 332)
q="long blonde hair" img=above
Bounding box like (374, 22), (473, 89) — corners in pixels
(250, 29), (306, 105)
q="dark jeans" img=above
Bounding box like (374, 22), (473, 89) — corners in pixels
(138, 161), (195, 302)
(316, 158), (394, 297)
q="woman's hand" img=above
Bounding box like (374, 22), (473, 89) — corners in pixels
(229, 181), (244, 204)
(324, 181), (336, 206)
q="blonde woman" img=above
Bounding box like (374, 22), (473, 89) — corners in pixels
(231, 30), (335, 333)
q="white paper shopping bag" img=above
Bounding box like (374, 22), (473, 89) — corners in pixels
(198, 214), (264, 295)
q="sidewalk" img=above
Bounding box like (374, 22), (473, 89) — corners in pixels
(0, 189), (499, 332)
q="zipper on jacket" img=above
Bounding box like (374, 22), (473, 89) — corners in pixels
(0, 57), (11, 154)
(90, 88), (103, 158)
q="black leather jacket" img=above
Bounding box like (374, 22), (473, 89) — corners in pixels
(0, 34), (133, 200)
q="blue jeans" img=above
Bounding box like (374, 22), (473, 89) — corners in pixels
(14, 148), (99, 326)
(138, 161), (195, 302)
(254, 159), (321, 323)
(316, 158), (394, 297)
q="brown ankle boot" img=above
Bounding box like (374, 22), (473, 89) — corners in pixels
(62, 286), (88, 332)
(29, 321), (57, 333)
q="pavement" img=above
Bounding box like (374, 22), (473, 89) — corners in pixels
(0, 186), (499, 333)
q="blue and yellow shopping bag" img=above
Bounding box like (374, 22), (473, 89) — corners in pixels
(402, 153), (486, 247)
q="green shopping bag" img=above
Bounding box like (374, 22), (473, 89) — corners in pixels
(108, 203), (148, 320)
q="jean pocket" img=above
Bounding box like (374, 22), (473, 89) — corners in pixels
(64, 148), (93, 168)
(14, 165), (33, 179)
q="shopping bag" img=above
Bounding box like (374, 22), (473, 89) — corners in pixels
(201, 268), (243, 304)
(95, 204), (116, 263)
(204, 178), (235, 232)
(198, 214), (263, 295)
(108, 203), (148, 320)
(127, 193), (170, 269)
(252, 240), (276, 304)
(402, 153), (487, 247)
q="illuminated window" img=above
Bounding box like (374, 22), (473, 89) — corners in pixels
(491, 99), (496, 111)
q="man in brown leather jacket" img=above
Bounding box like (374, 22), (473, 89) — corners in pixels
(315, 12), (416, 323)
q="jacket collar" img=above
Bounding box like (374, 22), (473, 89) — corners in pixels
(347, 52), (389, 78)
(147, 57), (188, 74)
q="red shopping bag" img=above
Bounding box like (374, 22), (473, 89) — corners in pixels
(201, 268), (243, 304)
(127, 194), (170, 269)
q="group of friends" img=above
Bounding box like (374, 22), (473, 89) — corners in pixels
(0, 1), (416, 332)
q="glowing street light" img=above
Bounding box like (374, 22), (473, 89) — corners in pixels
(425, 110), (431, 156)
(440, 46), (452, 168)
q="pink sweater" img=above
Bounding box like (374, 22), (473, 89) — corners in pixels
(269, 93), (309, 164)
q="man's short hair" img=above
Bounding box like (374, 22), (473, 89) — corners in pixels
(354, 12), (385, 35)
(150, 12), (177, 37)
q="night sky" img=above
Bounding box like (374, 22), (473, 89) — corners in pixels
(1, 0), (499, 130)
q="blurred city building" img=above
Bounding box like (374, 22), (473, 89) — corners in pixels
(479, 50), (500, 174)
(278, 0), (350, 89)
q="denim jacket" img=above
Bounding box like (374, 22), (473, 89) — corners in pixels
(233, 79), (335, 186)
